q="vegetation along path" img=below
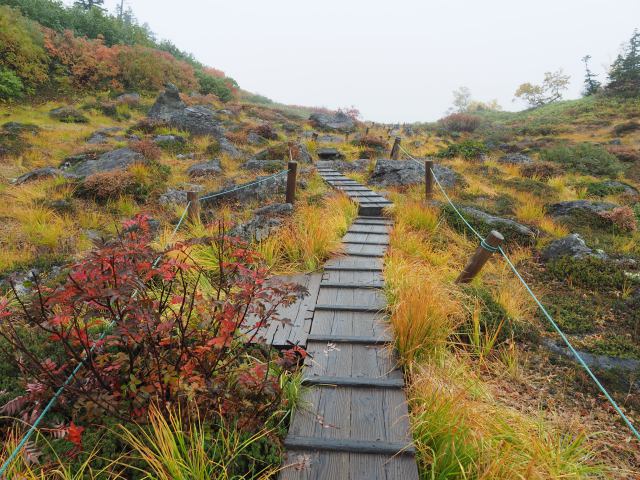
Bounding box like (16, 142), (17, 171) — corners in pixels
(279, 166), (418, 479)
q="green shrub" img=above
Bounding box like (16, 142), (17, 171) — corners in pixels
(542, 294), (598, 334)
(546, 256), (629, 290)
(0, 67), (23, 99)
(585, 181), (626, 197)
(587, 335), (640, 359)
(197, 71), (235, 102)
(438, 113), (481, 133)
(612, 121), (640, 136)
(539, 143), (623, 177)
(437, 139), (488, 160)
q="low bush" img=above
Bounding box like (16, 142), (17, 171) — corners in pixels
(520, 161), (562, 179)
(598, 205), (638, 232)
(251, 123), (278, 140)
(129, 139), (162, 160)
(225, 130), (248, 145)
(0, 67), (24, 100)
(438, 113), (481, 133)
(606, 145), (640, 163)
(546, 256), (628, 290)
(356, 135), (388, 150)
(539, 143), (623, 176)
(437, 139), (488, 160)
(612, 121), (640, 136)
(75, 169), (141, 202)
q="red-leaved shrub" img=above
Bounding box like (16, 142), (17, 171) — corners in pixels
(438, 113), (481, 133)
(598, 206), (638, 232)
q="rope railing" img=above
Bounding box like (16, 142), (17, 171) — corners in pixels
(0, 167), (294, 475)
(398, 143), (640, 442)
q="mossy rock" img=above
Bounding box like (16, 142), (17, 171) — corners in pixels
(546, 255), (629, 291)
(50, 106), (89, 124)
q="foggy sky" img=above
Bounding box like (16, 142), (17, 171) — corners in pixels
(72, 0), (640, 122)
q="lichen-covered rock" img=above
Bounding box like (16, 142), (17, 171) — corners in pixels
(159, 184), (204, 206)
(148, 83), (186, 120)
(369, 159), (461, 188)
(316, 159), (370, 173)
(187, 159), (223, 178)
(153, 134), (186, 147)
(87, 127), (123, 144)
(49, 106), (88, 123)
(218, 137), (242, 158)
(498, 153), (533, 165)
(247, 132), (268, 145)
(70, 148), (146, 177)
(200, 174), (287, 205)
(251, 142), (311, 164)
(547, 200), (617, 218)
(309, 112), (355, 133)
(240, 159), (285, 172)
(540, 234), (594, 262)
(14, 167), (72, 185)
(232, 203), (293, 241)
(2, 122), (40, 135)
(317, 147), (345, 160)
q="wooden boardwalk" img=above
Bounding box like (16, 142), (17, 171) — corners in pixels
(279, 167), (418, 479)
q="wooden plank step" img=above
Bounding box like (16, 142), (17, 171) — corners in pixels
(343, 251), (385, 258)
(319, 281), (384, 289)
(315, 304), (385, 313)
(347, 229), (389, 235)
(284, 437), (415, 456)
(302, 376), (404, 389)
(306, 334), (391, 344)
(323, 265), (382, 272)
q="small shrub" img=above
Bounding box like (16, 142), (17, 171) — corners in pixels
(76, 170), (140, 202)
(437, 140), (488, 160)
(612, 121), (640, 136)
(252, 123), (278, 140)
(205, 139), (221, 155)
(129, 139), (162, 160)
(356, 135), (388, 150)
(0, 67), (24, 100)
(586, 181), (626, 197)
(606, 145), (640, 163)
(225, 130), (248, 145)
(546, 256), (628, 290)
(598, 206), (638, 232)
(539, 143), (623, 177)
(520, 161), (562, 179)
(438, 113), (481, 133)
(588, 335), (640, 359)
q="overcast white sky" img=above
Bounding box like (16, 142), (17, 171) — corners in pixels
(75, 0), (640, 122)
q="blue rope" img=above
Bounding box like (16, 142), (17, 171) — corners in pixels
(0, 201), (193, 475)
(399, 143), (640, 442)
(199, 171), (288, 202)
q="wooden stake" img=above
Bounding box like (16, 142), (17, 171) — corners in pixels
(312, 132), (318, 142)
(425, 159), (434, 200)
(455, 230), (504, 283)
(365, 127), (370, 135)
(390, 136), (401, 160)
(286, 161), (298, 204)
(186, 191), (200, 223)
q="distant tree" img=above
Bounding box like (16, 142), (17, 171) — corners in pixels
(581, 55), (601, 96)
(514, 70), (570, 107)
(607, 29), (640, 97)
(338, 106), (361, 120)
(452, 86), (471, 112)
(73, 0), (104, 10)
(467, 99), (502, 112)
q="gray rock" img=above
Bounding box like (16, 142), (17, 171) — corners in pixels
(247, 132), (268, 145)
(609, 138), (622, 145)
(148, 83), (186, 121)
(232, 203), (293, 241)
(2, 122), (39, 135)
(251, 142), (311, 164)
(159, 184), (204, 206)
(498, 153), (533, 165)
(458, 206), (537, 244)
(218, 137), (242, 158)
(540, 233), (593, 262)
(317, 147), (345, 160)
(176, 153), (195, 160)
(316, 159), (370, 173)
(87, 127), (123, 144)
(187, 159), (223, 178)
(116, 92), (140, 104)
(599, 180), (638, 196)
(60, 152), (99, 170)
(201, 175), (287, 205)
(547, 200), (617, 218)
(369, 159), (460, 188)
(309, 112), (355, 133)
(153, 134), (186, 146)
(241, 159), (285, 171)
(318, 134), (343, 143)
(49, 106), (88, 123)
(14, 167), (66, 185)
(71, 148), (146, 177)
(282, 123), (300, 133)
(543, 339), (640, 373)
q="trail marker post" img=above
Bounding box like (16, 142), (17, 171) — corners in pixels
(186, 191), (200, 223)
(456, 230), (504, 283)
(286, 161), (298, 204)
(425, 159), (434, 200)
(390, 137), (401, 160)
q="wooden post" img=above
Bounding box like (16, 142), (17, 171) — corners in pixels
(286, 161), (298, 204)
(345, 132), (349, 141)
(390, 136), (401, 160)
(455, 230), (504, 284)
(365, 127), (370, 136)
(312, 132), (318, 142)
(186, 191), (200, 223)
(425, 159), (434, 200)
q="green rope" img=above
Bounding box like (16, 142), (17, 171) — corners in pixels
(199, 171), (287, 202)
(399, 142), (640, 443)
(0, 201), (193, 475)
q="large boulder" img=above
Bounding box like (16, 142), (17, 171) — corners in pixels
(232, 203), (293, 241)
(547, 200), (617, 218)
(2, 122), (39, 135)
(316, 159), (370, 173)
(49, 106), (88, 123)
(447, 206), (537, 246)
(200, 174), (287, 205)
(148, 84), (224, 137)
(498, 153), (533, 165)
(309, 112), (355, 133)
(14, 167), (72, 185)
(218, 137), (242, 158)
(251, 142), (312, 164)
(369, 159), (460, 188)
(70, 148), (146, 177)
(317, 147), (345, 160)
(87, 127), (124, 144)
(540, 233), (595, 262)
(240, 159), (285, 172)
(187, 159), (223, 178)
(159, 184), (204, 206)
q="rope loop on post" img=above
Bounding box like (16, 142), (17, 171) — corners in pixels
(479, 239), (499, 253)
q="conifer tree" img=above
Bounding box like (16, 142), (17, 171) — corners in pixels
(581, 55), (601, 96)
(73, 0), (105, 10)
(607, 29), (640, 96)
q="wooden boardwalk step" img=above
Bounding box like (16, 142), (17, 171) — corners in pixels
(347, 229), (389, 235)
(306, 334), (391, 344)
(315, 304), (385, 313)
(303, 376), (404, 389)
(319, 282), (384, 289)
(284, 437), (415, 456)
(343, 240), (389, 245)
(323, 265), (382, 272)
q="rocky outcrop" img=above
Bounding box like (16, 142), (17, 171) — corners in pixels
(540, 233), (596, 262)
(247, 132), (268, 145)
(498, 153), (533, 165)
(187, 159), (223, 178)
(148, 83), (186, 120)
(200, 174), (287, 205)
(218, 138), (242, 158)
(446, 206), (537, 246)
(69, 148), (146, 177)
(232, 203), (293, 241)
(87, 127), (124, 144)
(309, 112), (355, 133)
(316, 159), (370, 173)
(49, 106), (88, 123)
(317, 147), (345, 160)
(240, 159), (285, 172)
(547, 200), (617, 218)
(368, 159), (461, 188)
(159, 184), (204, 206)
(14, 167), (74, 185)
(153, 134), (186, 147)
(2, 122), (39, 135)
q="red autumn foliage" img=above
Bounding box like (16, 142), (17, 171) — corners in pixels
(0, 216), (306, 431)
(129, 138), (162, 160)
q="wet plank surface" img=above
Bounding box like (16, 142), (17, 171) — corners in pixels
(279, 169), (418, 480)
